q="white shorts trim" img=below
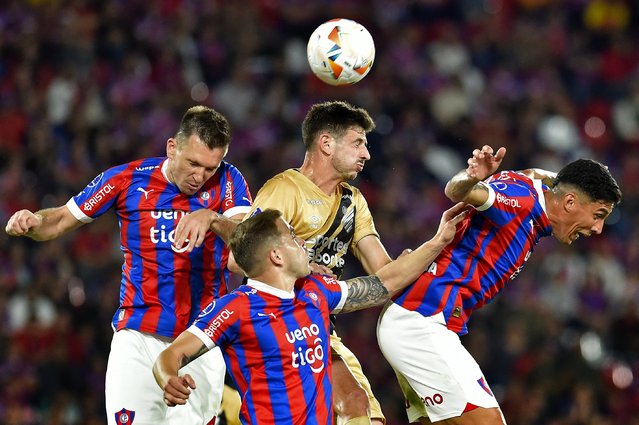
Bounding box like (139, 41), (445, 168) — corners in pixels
(377, 303), (498, 422)
(105, 329), (225, 424)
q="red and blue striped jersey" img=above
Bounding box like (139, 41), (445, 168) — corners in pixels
(188, 275), (348, 425)
(393, 171), (552, 335)
(66, 157), (252, 338)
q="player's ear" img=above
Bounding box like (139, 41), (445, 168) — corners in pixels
(318, 133), (333, 156)
(166, 138), (177, 159)
(563, 191), (577, 212)
(270, 248), (284, 266)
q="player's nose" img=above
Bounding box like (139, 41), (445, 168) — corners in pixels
(591, 220), (604, 235)
(193, 169), (206, 183)
(361, 145), (370, 160)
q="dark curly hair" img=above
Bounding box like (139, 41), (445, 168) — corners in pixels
(554, 159), (622, 206)
(302, 100), (375, 150)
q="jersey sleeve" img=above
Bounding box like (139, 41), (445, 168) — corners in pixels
(246, 174), (301, 223)
(475, 171), (538, 226)
(220, 163), (252, 219)
(350, 186), (379, 250)
(188, 293), (243, 349)
(66, 165), (129, 223)
(305, 275), (349, 313)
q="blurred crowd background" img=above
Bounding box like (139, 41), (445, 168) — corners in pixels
(1, 0), (638, 424)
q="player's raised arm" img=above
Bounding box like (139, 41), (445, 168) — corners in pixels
(5, 205), (84, 241)
(445, 145), (506, 207)
(173, 210), (245, 252)
(354, 234), (393, 275)
(339, 202), (468, 313)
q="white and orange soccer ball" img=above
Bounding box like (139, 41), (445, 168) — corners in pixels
(306, 18), (375, 86)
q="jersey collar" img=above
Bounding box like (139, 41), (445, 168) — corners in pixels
(247, 278), (295, 299)
(161, 159), (174, 186)
(533, 179), (548, 213)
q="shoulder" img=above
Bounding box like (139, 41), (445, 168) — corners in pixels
(217, 161), (247, 178)
(300, 274), (342, 291)
(130, 157), (163, 173)
(102, 157), (162, 180)
(269, 169), (300, 185)
(339, 182), (371, 211)
(258, 169), (302, 193)
(211, 289), (252, 316)
(486, 170), (533, 186)
(479, 171), (540, 212)
(339, 182), (365, 199)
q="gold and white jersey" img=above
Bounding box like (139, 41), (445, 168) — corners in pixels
(248, 169), (378, 277)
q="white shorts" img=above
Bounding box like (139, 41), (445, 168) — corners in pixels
(376, 302), (499, 423)
(105, 328), (225, 425)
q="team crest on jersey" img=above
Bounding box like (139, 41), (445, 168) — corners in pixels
(307, 291), (321, 308)
(114, 408), (135, 424)
(198, 190), (212, 206)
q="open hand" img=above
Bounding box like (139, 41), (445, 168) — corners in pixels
(173, 209), (216, 252)
(466, 145), (506, 181)
(435, 202), (470, 246)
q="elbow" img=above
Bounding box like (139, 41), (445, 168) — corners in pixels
(152, 358), (166, 389)
(383, 286), (398, 299)
(444, 184), (463, 203)
(377, 274), (398, 298)
(152, 350), (176, 389)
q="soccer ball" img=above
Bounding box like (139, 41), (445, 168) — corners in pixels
(307, 18), (375, 86)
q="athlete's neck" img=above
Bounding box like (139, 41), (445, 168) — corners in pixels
(543, 190), (561, 229)
(299, 155), (341, 196)
(165, 159), (176, 184)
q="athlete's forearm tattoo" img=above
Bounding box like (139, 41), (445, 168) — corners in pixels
(341, 275), (389, 313)
(179, 344), (208, 368)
